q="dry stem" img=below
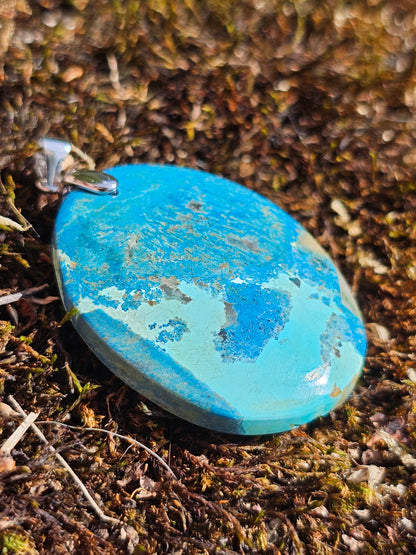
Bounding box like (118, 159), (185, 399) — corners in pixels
(7, 395), (121, 527)
(0, 411), (38, 454)
(0, 284), (49, 306)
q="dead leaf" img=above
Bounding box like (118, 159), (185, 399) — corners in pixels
(61, 65), (84, 83)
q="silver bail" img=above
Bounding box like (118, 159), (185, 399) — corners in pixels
(35, 138), (71, 193)
(35, 138), (119, 196)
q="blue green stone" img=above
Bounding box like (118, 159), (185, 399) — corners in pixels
(53, 164), (366, 435)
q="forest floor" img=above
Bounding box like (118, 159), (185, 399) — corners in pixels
(1, 1), (416, 553)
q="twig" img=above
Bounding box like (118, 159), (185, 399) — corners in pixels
(0, 284), (49, 306)
(6, 395), (121, 527)
(35, 420), (177, 480)
(0, 176), (32, 231)
(70, 144), (95, 170)
(0, 215), (25, 232)
(0, 411), (38, 454)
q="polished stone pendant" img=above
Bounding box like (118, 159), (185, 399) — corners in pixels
(37, 139), (366, 435)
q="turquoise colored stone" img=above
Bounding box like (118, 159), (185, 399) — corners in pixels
(52, 164), (366, 435)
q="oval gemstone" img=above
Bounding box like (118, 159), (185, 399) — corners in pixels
(53, 164), (366, 435)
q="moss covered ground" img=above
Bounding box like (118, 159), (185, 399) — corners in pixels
(1, 1), (416, 553)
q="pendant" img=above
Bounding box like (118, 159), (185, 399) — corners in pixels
(36, 138), (366, 435)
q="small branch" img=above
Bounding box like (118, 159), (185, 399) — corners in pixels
(36, 420), (177, 480)
(0, 411), (38, 454)
(0, 284), (49, 306)
(70, 144), (95, 170)
(7, 395), (121, 527)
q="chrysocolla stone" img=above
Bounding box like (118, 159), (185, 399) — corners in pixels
(53, 164), (366, 435)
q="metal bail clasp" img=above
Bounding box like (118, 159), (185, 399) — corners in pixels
(35, 138), (71, 193)
(34, 138), (118, 196)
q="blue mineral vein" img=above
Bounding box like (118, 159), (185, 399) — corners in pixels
(54, 164), (366, 433)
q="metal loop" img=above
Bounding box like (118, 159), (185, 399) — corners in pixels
(34, 138), (118, 196)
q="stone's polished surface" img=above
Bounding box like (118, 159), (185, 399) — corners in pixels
(53, 164), (366, 435)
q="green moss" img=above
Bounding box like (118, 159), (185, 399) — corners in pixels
(0, 533), (30, 555)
